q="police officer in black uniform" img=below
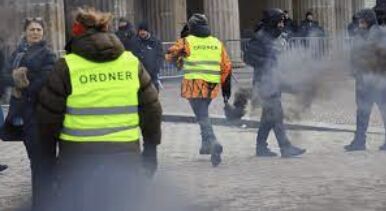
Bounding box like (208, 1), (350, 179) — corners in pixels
(243, 8), (306, 157)
(345, 8), (386, 151)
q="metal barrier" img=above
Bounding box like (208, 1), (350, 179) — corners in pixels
(160, 42), (183, 79)
(153, 37), (353, 79)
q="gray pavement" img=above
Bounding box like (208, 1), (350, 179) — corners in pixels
(1, 122), (386, 210)
(1, 67), (386, 210)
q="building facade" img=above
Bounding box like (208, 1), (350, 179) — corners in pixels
(0, 0), (376, 62)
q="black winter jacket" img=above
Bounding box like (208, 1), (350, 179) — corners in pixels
(131, 35), (164, 87)
(7, 39), (56, 102)
(244, 27), (284, 99)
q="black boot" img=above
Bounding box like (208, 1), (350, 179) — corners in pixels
(0, 164), (7, 172)
(256, 147), (277, 157)
(379, 142), (386, 151)
(344, 139), (366, 151)
(280, 145), (306, 158)
(210, 141), (223, 167)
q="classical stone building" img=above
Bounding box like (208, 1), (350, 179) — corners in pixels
(0, 0), (377, 62)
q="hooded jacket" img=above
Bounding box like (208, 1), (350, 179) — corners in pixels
(37, 31), (162, 156)
(244, 20), (287, 99)
(351, 9), (386, 77)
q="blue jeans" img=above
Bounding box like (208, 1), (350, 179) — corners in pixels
(188, 99), (216, 143)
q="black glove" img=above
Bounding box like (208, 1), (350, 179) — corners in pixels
(222, 74), (232, 103)
(141, 143), (158, 178)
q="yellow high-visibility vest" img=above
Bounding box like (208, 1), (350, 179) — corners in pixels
(59, 51), (140, 143)
(184, 35), (222, 83)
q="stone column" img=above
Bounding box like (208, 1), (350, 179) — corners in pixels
(141, 0), (186, 42)
(335, 0), (352, 35)
(204, 0), (243, 66)
(293, 0), (337, 36)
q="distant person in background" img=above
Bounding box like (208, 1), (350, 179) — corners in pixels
(115, 17), (137, 52)
(298, 11), (325, 37)
(283, 10), (297, 37)
(132, 22), (163, 91)
(348, 14), (359, 37)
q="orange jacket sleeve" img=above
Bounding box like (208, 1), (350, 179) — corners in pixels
(220, 44), (232, 84)
(165, 38), (190, 63)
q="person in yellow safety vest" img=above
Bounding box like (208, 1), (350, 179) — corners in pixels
(36, 8), (162, 210)
(166, 14), (232, 167)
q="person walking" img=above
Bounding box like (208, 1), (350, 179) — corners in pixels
(132, 22), (164, 91)
(345, 9), (386, 151)
(37, 7), (162, 210)
(243, 8), (306, 158)
(166, 13), (232, 167)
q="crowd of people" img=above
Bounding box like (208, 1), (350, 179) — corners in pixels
(0, 4), (385, 211)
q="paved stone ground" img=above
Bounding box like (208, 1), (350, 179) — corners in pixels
(160, 67), (384, 127)
(1, 122), (386, 211)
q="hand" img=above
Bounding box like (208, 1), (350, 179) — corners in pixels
(141, 144), (158, 178)
(12, 67), (29, 89)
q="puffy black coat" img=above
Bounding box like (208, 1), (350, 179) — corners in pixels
(244, 26), (284, 99)
(131, 35), (164, 87)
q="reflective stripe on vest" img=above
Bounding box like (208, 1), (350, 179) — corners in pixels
(184, 35), (222, 83)
(60, 51), (140, 143)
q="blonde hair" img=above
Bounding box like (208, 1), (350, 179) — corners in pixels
(75, 7), (112, 32)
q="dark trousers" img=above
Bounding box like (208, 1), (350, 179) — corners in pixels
(354, 79), (386, 143)
(189, 99), (217, 143)
(22, 104), (54, 210)
(55, 151), (142, 211)
(256, 96), (291, 149)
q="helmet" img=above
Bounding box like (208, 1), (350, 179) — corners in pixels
(262, 8), (284, 27)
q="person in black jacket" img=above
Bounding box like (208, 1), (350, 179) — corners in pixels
(6, 17), (56, 210)
(234, 9), (306, 158)
(298, 11), (325, 37)
(283, 10), (297, 37)
(115, 17), (137, 52)
(132, 22), (163, 91)
(345, 9), (386, 151)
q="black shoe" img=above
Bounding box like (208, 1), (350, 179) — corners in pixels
(0, 164), (8, 172)
(379, 143), (386, 151)
(280, 145), (306, 158)
(256, 147), (278, 157)
(199, 141), (211, 155)
(344, 141), (366, 151)
(210, 142), (223, 167)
